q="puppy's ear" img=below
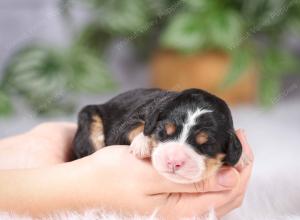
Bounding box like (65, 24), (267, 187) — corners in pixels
(143, 94), (176, 136)
(223, 132), (242, 166)
(144, 109), (160, 136)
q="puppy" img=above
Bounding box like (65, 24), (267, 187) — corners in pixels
(73, 88), (242, 183)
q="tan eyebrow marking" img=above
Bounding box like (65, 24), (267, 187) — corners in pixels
(196, 131), (209, 145)
(165, 122), (176, 136)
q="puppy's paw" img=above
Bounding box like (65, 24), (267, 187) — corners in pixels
(129, 133), (152, 159)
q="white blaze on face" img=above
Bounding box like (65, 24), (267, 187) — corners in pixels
(152, 108), (213, 184)
(179, 109), (212, 144)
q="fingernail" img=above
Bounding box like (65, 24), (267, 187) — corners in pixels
(217, 169), (237, 187)
(241, 153), (251, 166)
(238, 128), (245, 134)
(240, 130), (254, 161)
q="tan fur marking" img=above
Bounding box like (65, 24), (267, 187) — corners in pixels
(90, 115), (105, 150)
(203, 154), (225, 179)
(128, 124), (145, 142)
(196, 132), (209, 145)
(149, 134), (158, 148)
(165, 122), (176, 136)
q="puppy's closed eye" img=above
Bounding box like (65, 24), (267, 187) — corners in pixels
(196, 132), (209, 145)
(165, 122), (176, 136)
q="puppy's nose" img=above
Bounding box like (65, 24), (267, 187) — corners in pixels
(164, 145), (189, 172)
(166, 159), (185, 171)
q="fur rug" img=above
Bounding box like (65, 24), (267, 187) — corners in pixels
(0, 210), (215, 220)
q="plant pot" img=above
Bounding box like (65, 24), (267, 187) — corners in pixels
(150, 50), (258, 105)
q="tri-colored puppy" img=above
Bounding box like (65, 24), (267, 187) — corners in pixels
(73, 88), (242, 183)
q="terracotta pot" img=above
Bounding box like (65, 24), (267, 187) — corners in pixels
(151, 50), (258, 105)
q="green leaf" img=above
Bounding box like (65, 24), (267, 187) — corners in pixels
(258, 47), (297, 106)
(208, 10), (243, 50)
(3, 45), (68, 103)
(259, 75), (281, 107)
(0, 90), (13, 116)
(3, 45), (74, 115)
(87, 0), (151, 35)
(262, 48), (298, 76)
(221, 48), (251, 88)
(66, 46), (116, 92)
(183, 0), (208, 10)
(2, 44), (116, 115)
(160, 12), (206, 53)
(74, 23), (111, 53)
(287, 17), (300, 37)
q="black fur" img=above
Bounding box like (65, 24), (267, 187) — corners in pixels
(73, 88), (242, 165)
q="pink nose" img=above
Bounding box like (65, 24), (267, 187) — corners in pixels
(162, 143), (189, 172)
(167, 159), (185, 171)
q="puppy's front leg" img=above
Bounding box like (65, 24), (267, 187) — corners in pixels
(129, 132), (153, 159)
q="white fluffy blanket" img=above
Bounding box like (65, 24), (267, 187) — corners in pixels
(0, 210), (215, 220)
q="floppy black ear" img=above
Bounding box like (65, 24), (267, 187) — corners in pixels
(143, 93), (177, 136)
(223, 132), (242, 166)
(143, 109), (160, 136)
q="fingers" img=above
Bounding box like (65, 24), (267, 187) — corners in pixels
(149, 167), (240, 194)
(215, 164), (251, 217)
(154, 129), (252, 194)
(236, 129), (254, 161)
(161, 187), (245, 219)
(163, 132), (254, 218)
(235, 129), (254, 171)
(235, 129), (254, 197)
(162, 189), (235, 218)
(215, 194), (244, 218)
(164, 164), (251, 218)
(215, 154), (253, 217)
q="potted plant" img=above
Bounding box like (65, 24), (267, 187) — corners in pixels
(151, 0), (300, 105)
(2, 0), (299, 116)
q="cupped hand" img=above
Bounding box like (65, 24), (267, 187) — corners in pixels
(81, 129), (253, 219)
(0, 123), (253, 219)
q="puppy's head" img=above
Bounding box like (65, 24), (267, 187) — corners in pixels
(145, 89), (242, 184)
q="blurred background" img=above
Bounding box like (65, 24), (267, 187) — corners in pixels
(0, 0), (299, 139)
(0, 2), (300, 134)
(1, 0), (300, 136)
(0, 0), (300, 218)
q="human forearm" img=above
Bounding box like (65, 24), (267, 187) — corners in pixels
(0, 123), (76, 169)
(0, 157), (101, 217)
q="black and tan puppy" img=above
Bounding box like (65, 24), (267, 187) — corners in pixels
(73, 88), (242, 183)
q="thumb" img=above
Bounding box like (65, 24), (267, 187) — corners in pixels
(154, 167), (240, 194)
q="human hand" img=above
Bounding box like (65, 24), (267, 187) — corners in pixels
(0, 123), (253, 219)
(79, 129), (253, 219)
(0, 122), (76, 169)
